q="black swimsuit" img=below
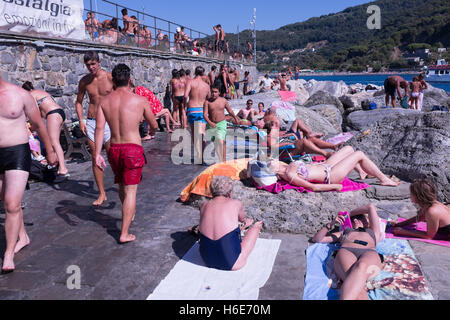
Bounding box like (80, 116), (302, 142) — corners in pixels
(0, 143), (32, 174)
(338, 228), (384, 263)
(438, 225), (450, 236)
(46, 109), (66, 122)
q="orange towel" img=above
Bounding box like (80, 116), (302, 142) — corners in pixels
(180, 158), (250, 202)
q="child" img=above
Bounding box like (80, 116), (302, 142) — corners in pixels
(409, 77), (422, 110)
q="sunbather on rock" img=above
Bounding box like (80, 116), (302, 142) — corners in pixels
(267, 146), (400, 192)
(311, 204), (385, 300)
(198, 176), (263, 271)
(265, 120), (334, 159)
(388, 179), (450, 239)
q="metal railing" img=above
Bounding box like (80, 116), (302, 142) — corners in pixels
(82, 0), (254, 63)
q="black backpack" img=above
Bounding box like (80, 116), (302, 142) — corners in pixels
(29, 160), (58, 183)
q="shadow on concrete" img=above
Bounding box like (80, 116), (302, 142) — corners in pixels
(50, 179), (118, 200)
(54, 200), (122, 243)
(170, 231), (197, 259)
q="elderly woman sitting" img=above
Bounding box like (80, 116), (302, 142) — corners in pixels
(198, 176), (263, 271)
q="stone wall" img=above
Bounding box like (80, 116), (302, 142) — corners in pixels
(0, 34), (258, 120)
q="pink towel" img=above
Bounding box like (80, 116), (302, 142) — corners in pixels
(278, 91), (298, 102)
(384, 218), (450, 247)
(326, 132), (355, 145)
(256, 177), (370, 194)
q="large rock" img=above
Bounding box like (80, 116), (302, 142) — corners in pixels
(287, 80), (310, 105)
(308, 104), (343, 133)
(304, 80), (349, 97)
(347, 111), (450, 203)
(303, 90), (344, 114)
(295, 106), (339, 137)
(187, 179), (409, 236)
(422, 85), (450, 112)
(346, 108), (417, 131)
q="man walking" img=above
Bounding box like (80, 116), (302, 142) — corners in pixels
(95, 64), (158, 244)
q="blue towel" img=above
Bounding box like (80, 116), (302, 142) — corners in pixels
(303, 239), (433, 300)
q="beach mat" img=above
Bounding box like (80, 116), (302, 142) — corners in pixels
(303, 238), (434, 300)
(385, 218), (450, 248)
(278, 91), (298, 102)
(147, 238), (281, 300)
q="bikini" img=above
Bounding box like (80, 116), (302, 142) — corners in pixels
(337, 227), (384, 263)
(292, 161), (333, 184)
(199, 227), (242, 271)
(438, 224), (450, 236)
(37, 96), (66, 121)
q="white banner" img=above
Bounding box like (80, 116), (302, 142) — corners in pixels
(0, 0), (86, 40)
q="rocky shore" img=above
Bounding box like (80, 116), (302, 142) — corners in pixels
(189, 78), (450, 235)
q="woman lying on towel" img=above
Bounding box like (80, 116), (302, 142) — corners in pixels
(389, 179), (450, 238)
(198, 176), (263, 271)
(311, 204), (385, 300)
(267, 146), (401, 192)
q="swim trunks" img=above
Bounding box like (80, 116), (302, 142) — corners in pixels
(86, 118), (111, 145)
(218, 40), (225, 52)
(107, 143), (146, 186)
(234, 82), (240, 90)
(46, 109), (66, 122)
(199, 227), (242, 271)
(384, 79), (396, 97)
(207, 120), (227, 142)
(0, 143), (31, 174)
(187, 107), (206, 124)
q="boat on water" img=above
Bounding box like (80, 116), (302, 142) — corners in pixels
(424, 59), (450, 83)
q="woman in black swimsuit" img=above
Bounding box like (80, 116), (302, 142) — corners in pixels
(22, 82), (69, 177)
(312, 204), (385, 300)
(389, 179), (450, 238)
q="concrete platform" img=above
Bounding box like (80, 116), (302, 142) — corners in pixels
(0, 133), (448, 300)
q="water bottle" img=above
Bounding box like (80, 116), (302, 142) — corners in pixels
(339, 211), (353, 230)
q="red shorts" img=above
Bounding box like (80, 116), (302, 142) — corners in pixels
(107, 144), (146, 186)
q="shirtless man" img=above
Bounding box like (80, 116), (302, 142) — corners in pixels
(85, 12), (101, 39)
(121, 9), (135, 44)
(234, 100), (254, 126)
(208, 66), (217, 88)
(0, 75), (57, 273)
(279, 73), (290, 91)
(249, 102), (266, 125)
(232, 67), (241, 99)
(204, 85), (239, 163)
(95, 64), (158, 244)
(213, 24), (226, 59)
(384, 75), (409, 108)
(75, 51), (114, 206)
(184, 66), (211, 163)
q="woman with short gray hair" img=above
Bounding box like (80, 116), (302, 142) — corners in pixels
(198, 176), (263, 271)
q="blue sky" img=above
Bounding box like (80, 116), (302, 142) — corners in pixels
(84, 0), (371, 35)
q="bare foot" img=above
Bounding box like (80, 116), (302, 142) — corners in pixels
(119, 234), (136, 244)
(92, 194), (107, 206)
(2, 253), (15, 273)
(380, 179), (401, 187)
(14, 234), (30, 254)
(254, 221), (264, 233)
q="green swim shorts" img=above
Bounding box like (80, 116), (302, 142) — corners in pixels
(207, 120), (227, 142)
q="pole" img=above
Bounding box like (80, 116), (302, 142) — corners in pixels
(253, 8), (256, 64)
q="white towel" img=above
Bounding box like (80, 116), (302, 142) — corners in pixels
(147, 238), (281, 300)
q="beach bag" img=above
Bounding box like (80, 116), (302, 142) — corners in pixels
(247, 159), (278, 187)
(29, 160), (57, 183)
(400, 96), (410, 109)
(432, 105), (448, 112)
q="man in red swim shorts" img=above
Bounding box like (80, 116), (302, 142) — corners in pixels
(94, 64), (158, 244)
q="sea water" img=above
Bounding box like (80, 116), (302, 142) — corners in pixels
(299, 74), (450, 93)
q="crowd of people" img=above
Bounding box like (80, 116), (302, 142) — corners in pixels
(84, 11), (253, 62)
(0, 49), (448, 302)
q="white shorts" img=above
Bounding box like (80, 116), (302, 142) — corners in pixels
(86, 118), (111, 145)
